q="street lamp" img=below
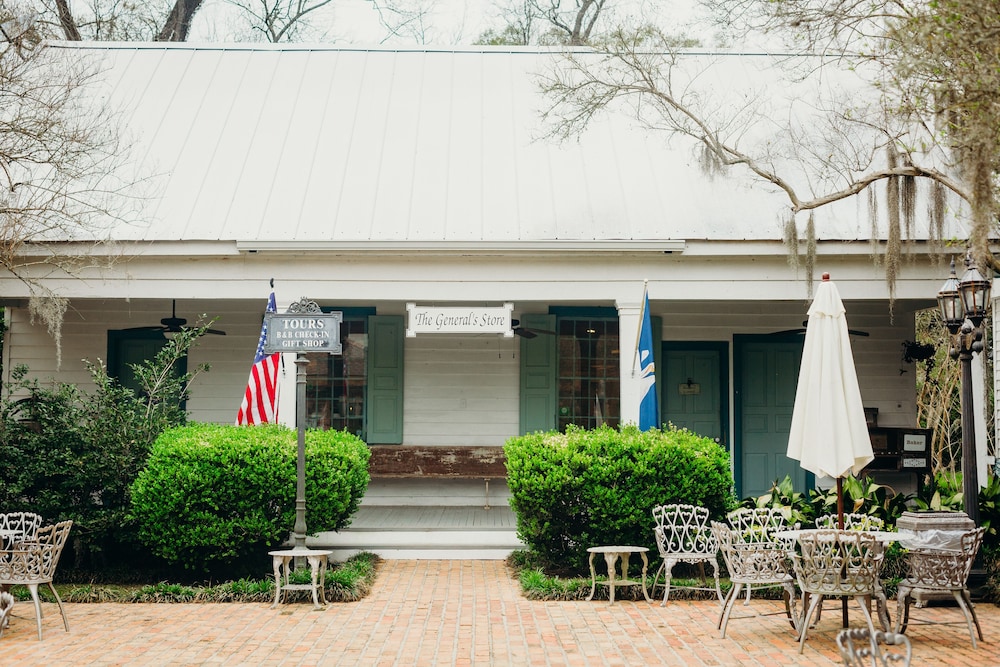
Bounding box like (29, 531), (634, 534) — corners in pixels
(936, 254), (992, 526)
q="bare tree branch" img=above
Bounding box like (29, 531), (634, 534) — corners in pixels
(540, 9), (999, 297)
(0, 28), (148, 357)
(226, 0), (335, 43)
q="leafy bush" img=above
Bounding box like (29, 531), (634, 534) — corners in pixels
(742, 475), (815, 526)
(505, 424), (735, 575)
(810, 476), (912, 527)
(129, 423), (369, 575)
(744, 474), (913, 530)
(0, 326), (210, 568)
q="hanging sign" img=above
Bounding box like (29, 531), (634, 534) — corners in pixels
(263, 312), (343, 353)
(406, 302), (513, 337)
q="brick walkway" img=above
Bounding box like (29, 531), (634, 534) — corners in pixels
(2, 560), (997, 665)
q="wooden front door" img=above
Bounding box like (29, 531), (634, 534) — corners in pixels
(662, 343), (727, 447)
(735, 335), (806, 499)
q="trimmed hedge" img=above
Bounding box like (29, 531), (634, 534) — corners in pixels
(129, 423), (369, 573)
(505, 424), (735, 575)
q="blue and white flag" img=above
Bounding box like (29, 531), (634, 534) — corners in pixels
(637, 286), (658, 430)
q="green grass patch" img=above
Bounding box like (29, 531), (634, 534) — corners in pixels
(18, 552), (381, 604)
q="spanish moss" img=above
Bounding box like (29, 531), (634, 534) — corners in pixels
(782, 213), (799, 269)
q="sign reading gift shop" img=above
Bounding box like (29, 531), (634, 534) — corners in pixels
(263, 311), (343, 353)
(406, 302), (514, 337)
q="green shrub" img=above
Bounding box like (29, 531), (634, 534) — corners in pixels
(0, 325), (211, 568)
(505, 424), (735, 575)
(129, 423), (370, 574)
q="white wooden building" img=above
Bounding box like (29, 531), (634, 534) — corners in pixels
(0, 42), (990, 558)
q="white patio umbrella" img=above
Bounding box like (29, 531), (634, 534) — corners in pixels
(786, 273), (874, 528)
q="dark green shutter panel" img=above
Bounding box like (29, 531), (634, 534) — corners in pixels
(652, 315), (663, 427)
(366, 315), (404, 444)
(107, 330), (174, 395)
(519, 314), (557, 434)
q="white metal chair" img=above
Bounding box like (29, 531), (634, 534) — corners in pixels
(650, 504), (722, 606)
(726, 507), (796, 604)
(0, 520), (73, 640)
(895, 526), (985, 648)
(710, 521), (798, 638)
(790, 529), (890, 654)
(836, 627), (912, 666)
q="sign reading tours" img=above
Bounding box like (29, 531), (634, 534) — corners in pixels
(406, 302), (513, 337)
(264, 312), (343, 353)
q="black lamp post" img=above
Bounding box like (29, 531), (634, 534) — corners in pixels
(936, 254), (992, 527)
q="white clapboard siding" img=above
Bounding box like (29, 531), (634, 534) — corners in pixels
(3, 296), (924, 437)
(403, 333), (520, 445)
(4, 299), (274, 425)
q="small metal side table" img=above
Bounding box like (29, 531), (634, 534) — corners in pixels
(269, 548), (333, 610)
(586, 545), (651, 604)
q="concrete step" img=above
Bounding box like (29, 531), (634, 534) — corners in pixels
(309, 504), (524, 561)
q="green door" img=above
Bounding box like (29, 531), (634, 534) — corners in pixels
(735, 336), (806, 499)
(662, 343), (727, 446)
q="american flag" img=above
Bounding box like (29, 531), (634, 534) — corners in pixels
(236, 291), (280, 425)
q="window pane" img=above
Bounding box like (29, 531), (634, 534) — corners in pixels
(556, 318), (620, 430)
(305, 319), (367, 438)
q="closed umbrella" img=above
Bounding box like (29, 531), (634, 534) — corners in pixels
(786, 273), (874, 527)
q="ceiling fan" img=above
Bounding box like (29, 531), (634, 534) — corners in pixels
(127, 300), (226, 336)
(511, 319), (557, 339)
(769, 320), (869, 337)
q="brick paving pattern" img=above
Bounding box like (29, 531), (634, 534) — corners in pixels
(1, 560), (998, 665)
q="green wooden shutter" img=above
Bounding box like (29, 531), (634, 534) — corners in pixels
(366, 315), (404, 444)
(107, 330), (176, 395)
(519, 314), (557, 434)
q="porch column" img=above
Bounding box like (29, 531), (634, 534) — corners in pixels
(616, 299), (642, 427)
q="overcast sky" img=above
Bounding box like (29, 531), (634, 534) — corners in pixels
(188, 0), (720, 46)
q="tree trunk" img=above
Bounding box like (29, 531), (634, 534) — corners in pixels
(53, 0), (82, 41)
(156, 0), (205, 42)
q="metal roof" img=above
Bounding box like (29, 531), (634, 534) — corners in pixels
(47, 42), (966, 247)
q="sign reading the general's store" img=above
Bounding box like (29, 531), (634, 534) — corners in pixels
(264, 312), (343, 353)
(406, 302), (513, 337)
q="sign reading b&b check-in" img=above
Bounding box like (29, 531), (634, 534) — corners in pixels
(264, 312), (343, 353)
(406, 302), (513, 337)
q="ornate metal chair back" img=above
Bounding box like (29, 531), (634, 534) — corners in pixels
(906, 527), (984, 589)
(815, 513), (885, 531)
(652, 504), (716, 556)
(836, 627), (912, 666)
(792, 529), (884, 597)
(711, 521), (790, 584)
(726, 507), (792, 544)
(0, 512), (43, 548)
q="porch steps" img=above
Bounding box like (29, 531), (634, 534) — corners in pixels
(309, 478), (524, 561)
